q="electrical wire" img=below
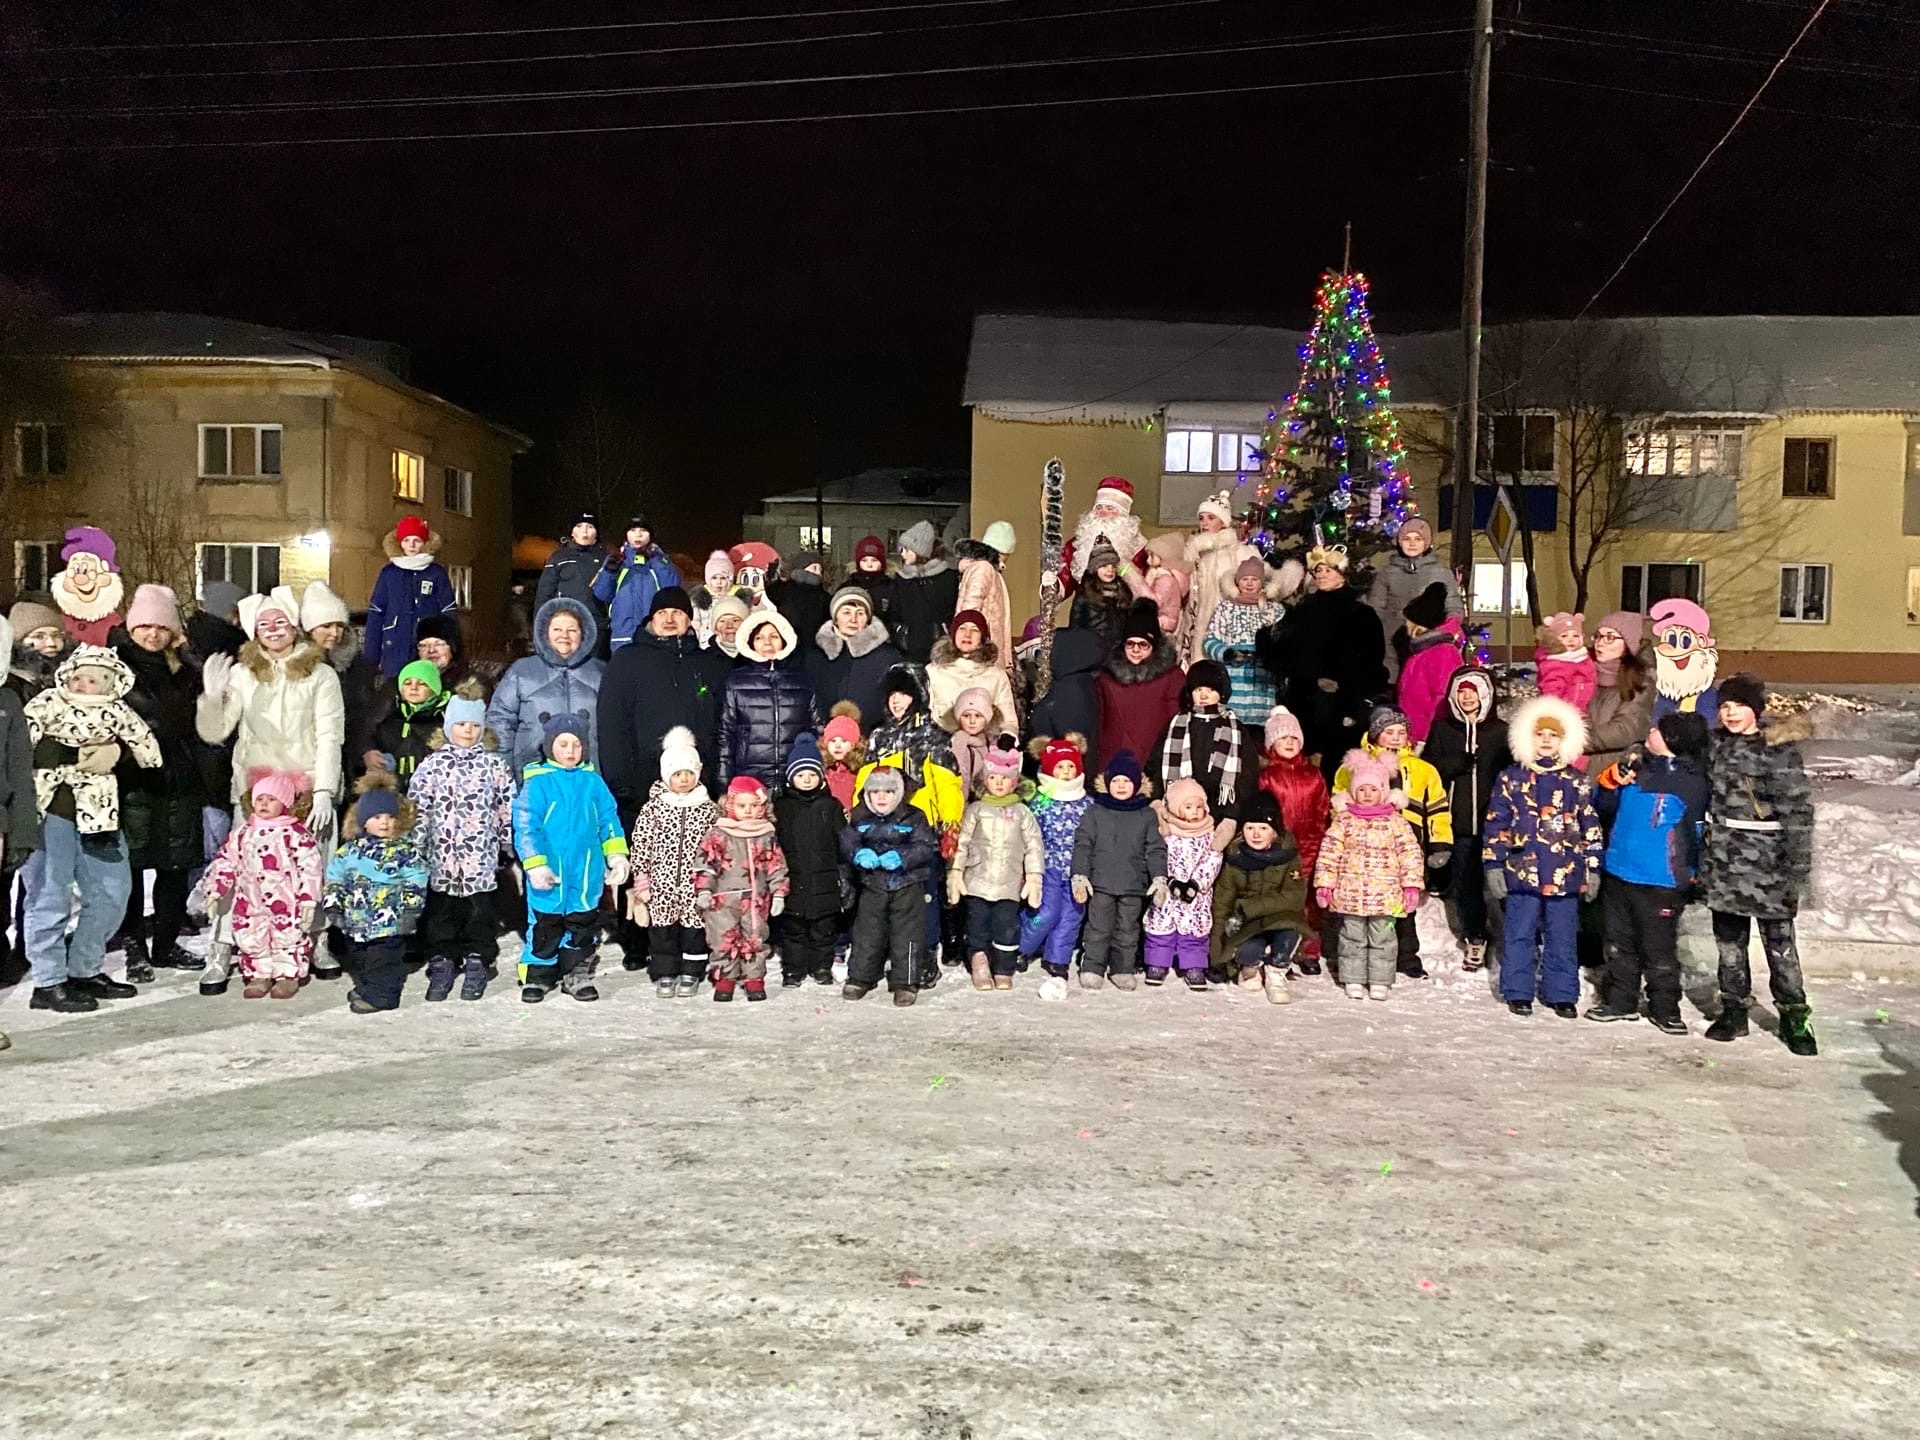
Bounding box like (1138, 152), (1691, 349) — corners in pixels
(0, 66), (1459, 152)
(1508, 18), (1909, 82)
(1511, 71), (1920, 133)
(12, 25), (1468, 121)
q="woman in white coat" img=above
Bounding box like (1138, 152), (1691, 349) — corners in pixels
(1182, 490), (1260, 663)
(195, 586), (346, 987)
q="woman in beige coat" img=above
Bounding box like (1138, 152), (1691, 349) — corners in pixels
(953, 522), (1016, 681)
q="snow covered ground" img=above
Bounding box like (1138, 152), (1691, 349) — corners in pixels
(3, 941), (1918, 1440)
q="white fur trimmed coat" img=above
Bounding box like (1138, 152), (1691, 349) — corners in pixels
(197, 641), (345, 804)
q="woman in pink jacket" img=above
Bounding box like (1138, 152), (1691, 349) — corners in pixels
(1395, 583), (1467, 747)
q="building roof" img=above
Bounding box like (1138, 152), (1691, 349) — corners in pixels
(41, 311), (530, 447)
(965, 312), (1920, 419)
(758, 466), (970, 509)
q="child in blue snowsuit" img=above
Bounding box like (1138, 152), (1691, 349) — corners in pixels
(1484, 695), (1605, 1018)
(593, 516), (682, 651)
(364, 516), (460, 678)
(324, 779), (430, 1013)
(511, 714), (629, 1004)
(1019, 732), (1093, 978)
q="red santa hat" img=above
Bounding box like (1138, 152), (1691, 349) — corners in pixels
(1093, 476), (1135, 513)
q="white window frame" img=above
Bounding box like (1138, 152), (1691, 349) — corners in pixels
(392, 449), (425, 502)
(1481, 411), (1558, 477)
(445, 563), (474, 611)
(1908, 565), (1920, 625)
(1781, 436), (1836, 499)
(1468, 560), (1529, 615)
(441, 464), (473, 516)
(798, 525), (831, 551)
(13, 539), (60, 593)
(1778, 562), (1830, 625)
(196, 541), (281, 599)
(13, 421), (69, 478)
(1163, 427), (1262, 476)
(1623, 422), (1746, 479)
(1620, 561), (1704, 614)
(198, 422), (282, 480)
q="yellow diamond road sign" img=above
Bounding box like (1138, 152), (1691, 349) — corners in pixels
(1485, 485), (1518, 559)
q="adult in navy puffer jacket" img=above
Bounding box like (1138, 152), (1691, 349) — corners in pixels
(716, 611), (823, 793)
(364, 518), (459, 678)
(592, 517), (682, 651)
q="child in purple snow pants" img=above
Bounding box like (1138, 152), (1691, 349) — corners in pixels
(1145, 778), (1225, 992)
(1019, 735), (1094, 978)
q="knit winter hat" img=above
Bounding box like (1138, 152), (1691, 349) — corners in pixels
(949, 608), (988, 641)
(953, 686), (994, 723)
(702, 550), (735, 591)
(854, 535), (887, 565)
(569, 512), (600, 533)
(356, 787), (401, 824)
(415, 613), (461, 651)
(1264, 706), (1304, 749)
(1104, 748), (1144, 789)
(1397, 517), (1434, 548)
(397, 659), (444, 695)
(1342, 748), (1396, 797)
(660, 724), (701, 780)
(828, 584), (874, 623)
(1233, 555), (1267, 585)
(1120, 598), (1161, 645)
(1165, 776), (1208, 817)
(8, 599), (61, 639)
(822, 712), (863, 749)
(237, 586), (301, 639)
(1597, 610), (1645, 652)
(1656, 710), (1710, 759)
(395, 515), (431, 545)
(785, 732), (824, 784)
(542, 712), (589, 757)
(650, 585), (694, 619)
(1184, 659), (1231, 707)
(1543, 610), (1586, 646)
(898, 520), (937, 559)
(1718, 671), (1767, 714)
(627, 513), (651, 534)
(299, 581), (350, 631)
(197, 583), (244, 624)
(881, 665), (923, 708)
(444, 695), (487, 728)
(1240, 790), (1283, 832)
(250, 770), (300, 812)
(1403, 581), (1449, 629)
(1367, 705), (1411, 742)
(1040, 736), (1084, 778)
(125, 583), (182, 634)
(983, 735), (1024, 779)
(861, 766), (906, 804)
(1086, 541), (1121, 574)
(725, 775), (768, 802)
(981, 520), (1016, 555)
(1197, 489), (1235, 526)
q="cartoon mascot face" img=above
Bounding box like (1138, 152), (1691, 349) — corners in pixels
(1649, 597), (1717, 709)
(728, 542), (779, 601)
(53, 526), (125, 625)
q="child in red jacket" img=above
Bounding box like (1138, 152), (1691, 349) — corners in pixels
(1257, 706), (1330, 968)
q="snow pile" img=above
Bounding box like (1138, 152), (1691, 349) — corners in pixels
(1796, 692), (1920, 945)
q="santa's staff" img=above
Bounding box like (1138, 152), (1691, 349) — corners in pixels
(1034, 457), (1065, 700)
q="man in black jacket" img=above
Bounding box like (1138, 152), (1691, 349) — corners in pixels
(598, 587), (731, 809)
(1260, 544), (1388, 783)
(536, 514), (611, 652)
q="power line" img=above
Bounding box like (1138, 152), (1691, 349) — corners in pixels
(19, 0), (1028, 52)
(4, 0), (1237, 84)
(14, 25), (1467, 121)
(1511, 71), (1920, 133)
(1509, 18), (1909, 83)
(1, 67), (1458, 152)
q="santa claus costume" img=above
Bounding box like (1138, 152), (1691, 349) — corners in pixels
(1058, 477), (1149, 598)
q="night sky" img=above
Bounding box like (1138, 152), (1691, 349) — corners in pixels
(4, 0), (1916, 550)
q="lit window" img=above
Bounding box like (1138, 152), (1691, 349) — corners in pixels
(199, 424), (282, 479)
(1623, 425), (1744, 479)
(13, 423), (68, 478)
(1778, 563), (1829, 624)
(393, 450), (424, 502)
(799, 525), (831, 551)
(1469, 560), (1529, 614)
(1164, 428), (1261, 475)
(442, 465), (473, 516)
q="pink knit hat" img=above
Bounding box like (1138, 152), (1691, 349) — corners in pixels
(822, 713), (862, 748)
(1264, 706), (1303, 749)
(1165, 776), (1209, 815)
(125, 583), (182, 635)
(249, 770), (301, 812)
(953, 686), (994, 723)
(1342, 748), (1396, 797)
(984, 736), (1023, 777)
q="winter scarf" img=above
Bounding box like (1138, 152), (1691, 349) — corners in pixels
(1158, 706), (1242, 808)
(1039, 772), (1085, 803)
(1345, 799), (1400, 820)
(717, 813), (776, 839)
(1093, 786), (1152, 814)
(1162, 803), (1216, 838)
(1594, 653), (1620, 690)
(950, 728), (988, 796)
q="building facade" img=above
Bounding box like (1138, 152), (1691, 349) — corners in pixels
(4, 313), (527, 646)
(965, 312), (1920, 682)
(740, 466), (969, 574)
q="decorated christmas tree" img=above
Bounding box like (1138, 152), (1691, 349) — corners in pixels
(1241, 270), (1419, 577)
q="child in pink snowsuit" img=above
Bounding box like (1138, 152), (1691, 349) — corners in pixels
(204, 770), (324, 998)
(1534, 612), (1597, 712)
(1144, 777), (1227, 990)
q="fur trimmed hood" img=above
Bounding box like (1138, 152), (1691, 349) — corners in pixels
(1758, 712), (1814, 747)
(239, 639), (327, 683)
(1103, 630), (1181, 686)
(813, 615), (894, 660)
(1507, 693), (1588, 769)
(929, 635), (1000, 670)
(383, 528), (446, 560)
(54, 643), (135, 700)
(1445, 666), (1498, 723)
(532, 596), (600, 669)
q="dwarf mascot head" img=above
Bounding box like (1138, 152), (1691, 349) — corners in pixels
(728, 541), (780, 602)
(1649, 598), (1717, 706)
(53, 525), (126, 627)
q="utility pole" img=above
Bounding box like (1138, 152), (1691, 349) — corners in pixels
(1452, 0), (1495, 577)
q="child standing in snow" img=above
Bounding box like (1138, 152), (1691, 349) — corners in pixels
(1210, 791), (1309, 1004)
(840, 767), (940, 1005)
(1423, 668), (1510, 972)
(408, 685), (516, 1003)
(692, 775), (791, 1003)
(1587, 711), (1709, 1034)
(1144, 777), (1228, 990)
(1315, 749), (1424, 1002)
(1018, 733), (1094, 984)
(1483, 696), (1604, 1018)
(366, 659), (447, 793)
(948, 737), (1044, 991)
(205, 770), (326, 999)
(1698, 672), (1817, 1056)
(1150, 659), (1254, 826)
(773, 735), (846, 989)
(323, 776), (429, 1012)
(627, 726), (719, 999)
(511, 715), (628, 1004)
(1070, 750), (1167, 992)
(1534, 612), (1597, 713)
(819, 707), (865, 813)
(1332, 705), (1452, 979)
(1257, 706), (1329, 971)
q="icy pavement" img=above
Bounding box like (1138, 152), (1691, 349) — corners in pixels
(2, 944), (1917, 1440)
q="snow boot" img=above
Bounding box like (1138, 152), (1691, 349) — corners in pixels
(842, 982), (871, 1001)
(460, 955), (490, 1001)
(1398, 956), (1428, 980)
(621, 952), (646, 972)
(424, 956), (457, 1002)
(1461, 940), (1487, 972)
(68, 973), (138, 1000)
(119, 933), (155, 984)
(1182, 969), (1209, 993)
(810, 969), (834, 986)
(269, 977), (299, 1000)
(1041, 960), (1069, 980)
(1507, 1000), (1533, 1017)
(1345, 984), (1366, 1000)
(1295, 956), (1323, 976)
(1586, 1000), (1641, 1023)
(1143, 966), (1170, 987)
(152, 942), (201, 970)
(1780, 1005), (1818, 1057)
(673, 975), (700, 998)
(1078, 969), (1104, 991)
(348, 990), (380, 1014)
(970, 953), (994, 991)
(1368, 984), (1391, 1002)
(1110, 972), (1140, 992)
(562, 958), (599, 1002)
(1263, 968), (1294, 1004)
(744, 979), (767, 1002)
(1205, 965), (1231, 987)
(1237, 967), (1263, 992)
(1550, 1003), (1579, 1019)
(713, 978), (736, 1002)
(781, 967), (805, 988)
(520, 984), (547, 1004)
(654, 977), (677, 999)
(893, 988), (917, 1006)
(30, 984), (97, 1013)
(992, 975), (1013, 991)
(1648, 1008), (1688, 1036)
(1704, 1002), (1748, 1042)
(199, 943), (233, 995)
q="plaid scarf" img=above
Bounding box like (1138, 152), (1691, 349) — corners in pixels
(1159, 705), (1242, 808)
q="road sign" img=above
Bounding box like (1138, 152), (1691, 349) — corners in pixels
(1485, 483), (1518, 559)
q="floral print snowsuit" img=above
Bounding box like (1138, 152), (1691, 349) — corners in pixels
(691, 820), (791, 982)
(408, 739), (516, 896)
(205, 815), (325, 980)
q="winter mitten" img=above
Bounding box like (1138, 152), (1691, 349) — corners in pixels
(1147, 877), (1170, 909)
(296, 901), (317, 931)
(1402, 887), (1422, 915)
(399, 907), (422, 936)
(1484, 868), (1507, 902)
(1223, 912), (1243, 937)
(1211, 818), (1237, 852)
(76, 741), (123, 775)
(528, 865), (559, 891)
(200, 651), (233, 697)
(854, 847), (881, 871)
(1314, 887), (1333, 910)
(1583, 873), (1602, 902)
(878, 850), (904, 872)
(1020, 874), (1042, 910)
(605, 854), (630, 890)
(946, 873), (964, 907)
(627, 894), (650, 928)
(1071, 875), (1092, 905)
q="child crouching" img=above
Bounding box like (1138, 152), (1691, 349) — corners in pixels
(1315, 749), (1424, 1001)
(948, 736), (1043, 991)
(206, 769), (325, 999)
(841, 767), (940, 1005)
(323, 774), (428, 1012)
(1144, 777), (1227, 991)
(692, 775), (791, 1002)
(1210, 791), (1309, 1005)
(511, 715), (628, 1004)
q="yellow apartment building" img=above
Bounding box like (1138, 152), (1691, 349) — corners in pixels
(4, 313), (528, 646)
(965, 312), (1920, 683)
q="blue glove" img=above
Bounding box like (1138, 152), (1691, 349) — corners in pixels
(854, 847), (881, 870)
(878, 850), (904, 872)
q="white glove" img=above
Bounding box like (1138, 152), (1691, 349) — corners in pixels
(201, 651), (233, 698)
(1020, 874), (1043, 910)
(76, 741), (122, 775)
(528, 865), (559, 891)
(1147, 876), (1170, 909)
(605, 854), (630, 890)
(771, 896), (785, 917)
(307, 793), (335, 849)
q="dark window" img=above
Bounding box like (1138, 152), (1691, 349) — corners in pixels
(16, 422), (69, 478)
(259, 426), (282, 475)
(1483, 414), (1556, 474)
(1782, 438), (1833, 497)
(199, 543), (281, 596)
(1621, 562), (1702, 613)
(202, 426), (229, 476)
